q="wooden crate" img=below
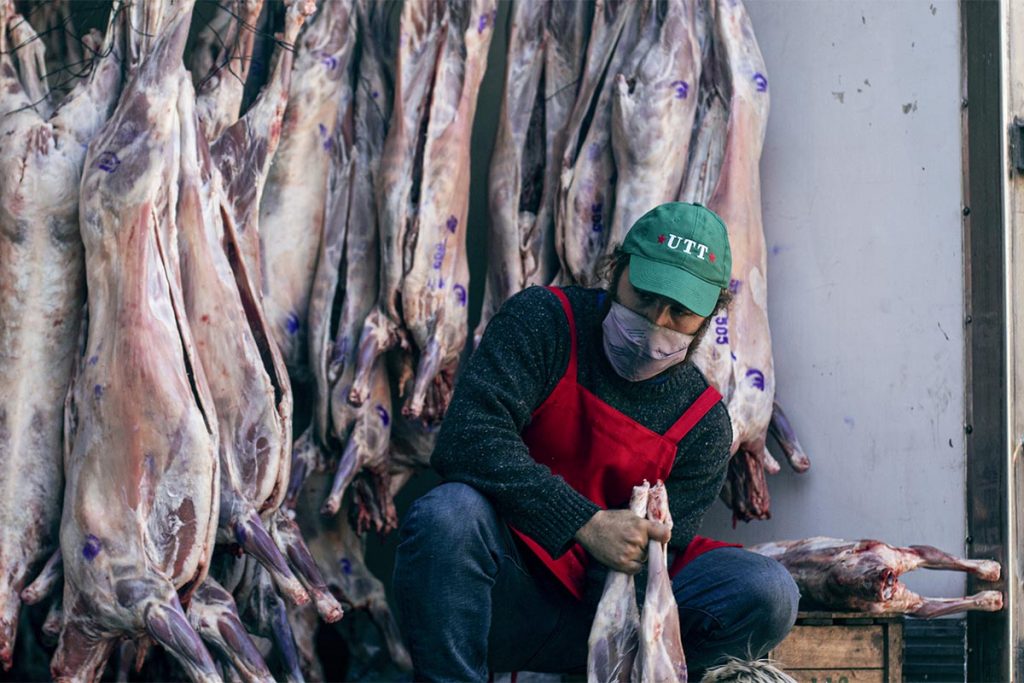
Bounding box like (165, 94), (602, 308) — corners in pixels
(769, 612), (903, 683)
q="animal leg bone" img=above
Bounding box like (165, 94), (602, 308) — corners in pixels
(144, 598), (221, 683)
(269, 510), (345, 624)
(768, 400), (810, 473)
(20, 549), (63, 605)
(854, 585), (1004, 619)
(188, 577), (274, 683)
(903, 545), (1001, 582)
(232, 509), (310, 607)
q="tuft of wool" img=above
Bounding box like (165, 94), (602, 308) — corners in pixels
(700, 657), (796, 683)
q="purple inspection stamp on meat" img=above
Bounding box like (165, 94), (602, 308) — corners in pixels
(715, 316), (729, 345)
(433, 241), (446, 269)
(318, 123), (334, 151)
(95, 151), (120, 173)
(82, 534), (101, 561)
(321, 52), (338, 70)
(590, 202), (603, 233)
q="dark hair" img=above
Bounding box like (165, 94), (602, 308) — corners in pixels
(600, 247), (734, 316)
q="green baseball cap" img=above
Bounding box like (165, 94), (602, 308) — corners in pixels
(621, 202), (732, 317)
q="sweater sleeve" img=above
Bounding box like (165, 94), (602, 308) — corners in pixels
(431, 286), (602, 558)
(664, 401), (732, 552)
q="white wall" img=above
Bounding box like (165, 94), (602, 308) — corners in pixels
(699, 0), (968, 600)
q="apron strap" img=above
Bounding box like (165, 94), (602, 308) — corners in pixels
(544, 286), (578, 381)
(664, 385), (723, 443)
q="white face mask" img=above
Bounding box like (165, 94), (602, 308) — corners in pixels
(601, 301), (695, 381)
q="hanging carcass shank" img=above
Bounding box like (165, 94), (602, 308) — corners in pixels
(258, 0), (356, 374)
(476, 0), (546, 345)
(399, 0), (497, 420)
(607, 0), (701, 252)
(635, 481), (687, 683)
(292, 470), (411, 673)
(191, 0), (344, 625)
(53, 1), (222, 679)
(171, 0), (334, 619)
(587, 481), (649, 683)
(556, 0), (648, 285)
(349, 0), (446, 410)
(0, 0), (123, 669)
(318, 0), (397, 519)
(701, 0), (777, 521)
(193, 0), (266, 141)
(304, 0), (356, 455)
(475, 0), (590, 341)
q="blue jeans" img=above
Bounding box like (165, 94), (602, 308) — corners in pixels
(393, 483), (799, 682)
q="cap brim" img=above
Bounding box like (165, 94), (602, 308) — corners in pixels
(629, 255), (720, 317)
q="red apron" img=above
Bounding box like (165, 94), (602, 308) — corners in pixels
(510, 286), (739, 600)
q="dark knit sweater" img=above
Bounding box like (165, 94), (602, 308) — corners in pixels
(432, 285), (732, 561)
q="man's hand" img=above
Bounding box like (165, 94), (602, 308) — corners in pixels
(574, 509), (671, 574)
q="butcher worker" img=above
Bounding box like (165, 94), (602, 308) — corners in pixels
(393, 202), (799, 681)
